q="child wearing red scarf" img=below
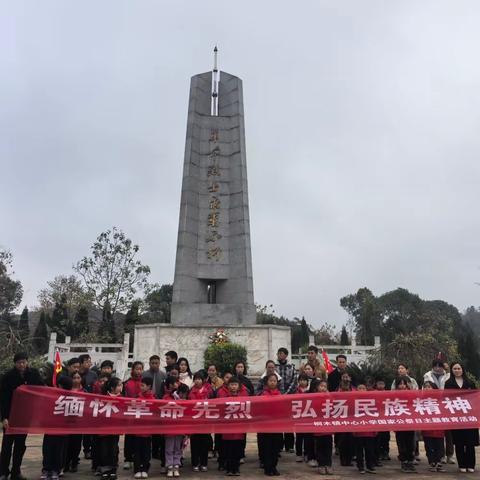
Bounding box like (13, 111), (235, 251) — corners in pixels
(188, 372), (213, 472)
(123, 361), (144, 471)
(221, 376), (249, 475)
(258, 373), (283, 476)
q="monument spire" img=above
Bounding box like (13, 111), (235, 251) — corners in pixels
(211, 46), (219, 116)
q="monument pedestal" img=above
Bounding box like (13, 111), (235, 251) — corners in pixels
(134, 323), (291, 376)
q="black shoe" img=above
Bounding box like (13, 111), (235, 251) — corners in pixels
(272, 468), (281, 476)
(70, 464), (78, 473)
(84, 451), (92, 460)
(11, 475), (28, 480)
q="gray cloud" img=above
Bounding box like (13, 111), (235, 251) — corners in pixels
(1, 0), (479, 329)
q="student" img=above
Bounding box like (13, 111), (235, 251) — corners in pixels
(123, 361), (144, 470)
(97, 377), (123, 479)
(336, 381), (355, 467)
(258, 373), (283, 476)
(394, 376), (416, 473)
(422, 381), (445, 473)
(301, 346), (327, 380)
(188, 372), (212, 472)
(133, 377), (155, 479)
(65, 357), (81, 376)
(159, 365), (180, 398)
(293, 373), (311, 463)
(222, 377), (248, 476)
(445, 362), (478, 473)
(63, 372), (85, 473)
(206, 364), (224, 393)
(256, 361), (282, 395)
(41, 376), (72, 480)
(177, 357), (193, 388)
(353, 384), (377, 474)
(79, 354), (98, 461)
(0, 352), (43, 480)
(312, 380), (334, 475)
(164, 383), (189, 477)
(92, 373), (110, 395)
(423, 360), (450, 389)
(99, 360), (114, 377)
(215, 370), (235, 470)
(374, 379), (390, 463)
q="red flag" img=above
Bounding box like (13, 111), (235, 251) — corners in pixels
(52, 350), (62, 387)
(322, 349), (334, 374)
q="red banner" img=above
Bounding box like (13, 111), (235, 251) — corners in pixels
(8, 386), (480, 435)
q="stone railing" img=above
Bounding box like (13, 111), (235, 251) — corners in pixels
(47, 332), (133, 380)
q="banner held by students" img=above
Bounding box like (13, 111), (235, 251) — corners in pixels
(7, 386), (480, 435)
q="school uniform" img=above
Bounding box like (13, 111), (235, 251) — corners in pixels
(188, 384), (213, 468)
(162, 392), (184, 469)
(354, 431), (377, 472)
(64, 387), (86, 472)
(123, 377), (143, 464)
(257, 388), (283, 475)
(313, 429), (333, 468)
(422, 429), (445, 466)
(222, 389), (249, 475)
(292, 386), (310, 458)
(133, 390), (155, 474)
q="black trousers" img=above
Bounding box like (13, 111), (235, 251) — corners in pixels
(445, 431), (454, 457)
(151, 434), (163, 460)
(42, 435), (67, 473)
(395, 431), (415, 462)
(283, 433), (294, 451)
(258, 433), (282, 474)
(424, 437), (445, 465)
(303, 434), (315, 460)
(314, 435), (332, 467)
(355, 437), (376, 470)
(0, 431), (27, 477)
(454, 440), (476, 469)
(375, 431), (390, 460)
(191, 434), (209, 467)
(223, 439), (243, 474)
(65, 434), (83, 468)
(295, 433), (307, 457)
(133, 436), (151, 473)
(98, 435), (119, 473)
(215, 433), (224, 467)
(337, 433), (354, 466)
(124, 434), (135, 462)
(83, 434), (93, 454)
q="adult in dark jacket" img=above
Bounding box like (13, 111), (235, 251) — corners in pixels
(327, 354), (355, 392)
(0, 352), (43, 480)
(233, 361), (254, 396)
(444, 362), (479, 473)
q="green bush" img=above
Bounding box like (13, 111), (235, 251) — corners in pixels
(203, 343), (248, 375)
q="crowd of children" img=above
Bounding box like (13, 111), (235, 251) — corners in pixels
(0, 348), (478, 480)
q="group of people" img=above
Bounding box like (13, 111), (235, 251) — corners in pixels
(0, 346), (478, 480)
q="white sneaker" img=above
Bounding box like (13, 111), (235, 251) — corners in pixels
(200, 466), (208, 472)
(193, 466), (199, 472)
(167, 467), (174, 478)
(308, 459), (318, 467)
(134, 473), (142, 479)
(141, 473), (148, 479)
(460, 468), (467, 473)
(447, 456), (456, 464)
(468, 468), (475, 473)
(173, 466), (180, 477)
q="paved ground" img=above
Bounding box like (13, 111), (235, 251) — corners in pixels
(4, 434), (478, 479)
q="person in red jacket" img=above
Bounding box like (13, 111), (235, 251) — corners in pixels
(353, 384), (377, 474)
(222, 377), (248, 476)
(123, 361), (144, 470)
(188, 372), (213, 472)
(422, 381), (446, 472)
(258, 373), (283, 476)
(132, 377), (155, 479)
(312, 380), (334, 475)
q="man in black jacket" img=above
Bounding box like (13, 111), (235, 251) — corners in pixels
(0, 352), (43, 480)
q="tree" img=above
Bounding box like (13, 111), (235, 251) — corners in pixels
(74, 227), (150, 317)
(340, 325), (349, 345)
(18, 306), (29, 339)
(0, 249), (23, 324)
(313, 323), (337, 345)
(124, 300), (141, 349)
(33, 311), (49, 354)
(144, 284), (173, 323)
(97, 302), (116, 342)
(38, 275), (92, 318)
(340, 288), (381, 344)
(204, 343), (248, 375)
(48, 294), (69, 342)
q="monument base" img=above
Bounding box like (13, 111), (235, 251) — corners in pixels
(134, 323), (291, 376)
(171, 303), (256, 326)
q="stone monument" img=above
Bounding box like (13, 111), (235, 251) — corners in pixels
(134, 49), (291, 374)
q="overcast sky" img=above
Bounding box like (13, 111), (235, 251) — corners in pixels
(1, 1), (479, 330)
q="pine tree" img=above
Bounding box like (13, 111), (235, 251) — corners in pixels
(340, 325), (349, 345)
(124, 300), (140, 349)
(18, 306), (29, 339)
(33, 310), (49, 354)
(74, 307), (89, 338)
